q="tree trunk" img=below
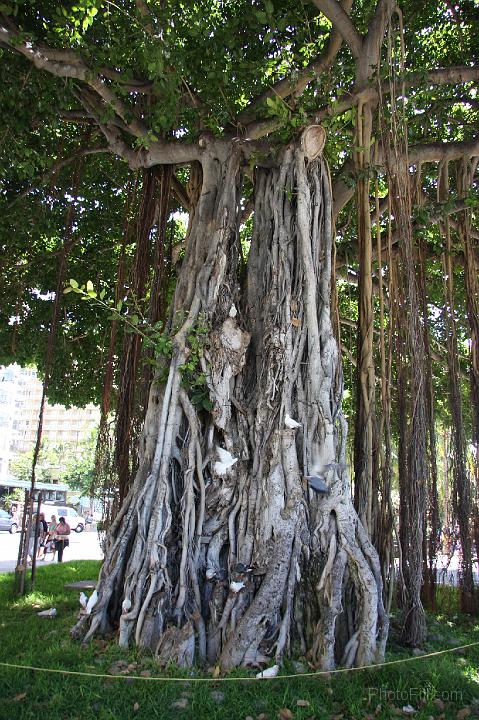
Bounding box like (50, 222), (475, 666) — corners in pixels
(73, 132), (388, 670)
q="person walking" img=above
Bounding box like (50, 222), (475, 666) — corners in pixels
(54, 516), (71, 563)
(44, 514), (58, 561)
(37, 513), (49, 560)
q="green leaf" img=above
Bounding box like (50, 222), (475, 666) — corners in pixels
(63, 287), (73, 294)
(86, 280), (94, 293)
(69, 279), (79, 289)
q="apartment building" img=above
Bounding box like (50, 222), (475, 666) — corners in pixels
(0, 364), (99, 483)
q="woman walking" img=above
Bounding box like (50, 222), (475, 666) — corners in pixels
(54, 516), (71, 562)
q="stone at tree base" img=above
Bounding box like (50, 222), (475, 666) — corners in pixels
(65, 580), (97, 590)
(292, 661), (307, 674)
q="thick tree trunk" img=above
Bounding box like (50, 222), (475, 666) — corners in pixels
(73, 132), (388, 670)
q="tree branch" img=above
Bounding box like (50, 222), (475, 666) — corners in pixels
(0, 22), (150, 140)
(96, 123), (200, 167)
(332, 138), (479, 218)
(0, 19), (205, 165)
(136, 0), (153, 35)
(406, 138), (479, 165)
(6, 147), (110, 205)
(314, 65), (479, 123)
(246, 60), (479, 140)
(170, 174), (190, 211)
(309, 0), (362, 59)
(237, 0), (353, 129)
(360, 0), (395, 83)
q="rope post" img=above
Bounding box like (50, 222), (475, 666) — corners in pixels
(14, 490), (29, 596)
(30, 492), (43, 590)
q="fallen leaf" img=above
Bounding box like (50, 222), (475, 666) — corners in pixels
(108, 660), (130, 675)
(212, 665), (221, 678)
(133, 702), (140, 712)
(172, 698), (189, 709)
(257, 714), (269, 720)
(456, 710), (471, 719)
(375, 705), (382, 716)
(13, 693), (27, 702)
(211, 690), (225, 704)
(291, 317), (301, 327)
(296, 699), (310, 707)
(140, 670), (151, 677)
(278, 710), (293, 720)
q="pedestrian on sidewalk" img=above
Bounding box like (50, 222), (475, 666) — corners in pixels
(54, 516), (71, 563)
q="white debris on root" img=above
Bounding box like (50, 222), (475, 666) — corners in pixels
(214, 446), (238, 475)
(284, 413), (301, 429)
(256, 664), (279, 678)
(86, 589), (98, 615)
(37, 608), (57, 618)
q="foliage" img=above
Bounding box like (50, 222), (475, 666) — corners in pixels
(0, 0), (477, 412)
(10, 431), (98, 497)
(66, 278), (213, 409)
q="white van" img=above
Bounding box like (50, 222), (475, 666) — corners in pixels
(41, 504), (86, 533)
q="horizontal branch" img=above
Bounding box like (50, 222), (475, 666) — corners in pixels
(406, 138), (479, 165)
(246, 63), (479, 141)
(89, 117), (201, 168)
(315, 65), (479, 123)
(332, 137), (479, 217)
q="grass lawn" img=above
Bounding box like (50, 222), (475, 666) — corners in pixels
(0, 562), (478, 720)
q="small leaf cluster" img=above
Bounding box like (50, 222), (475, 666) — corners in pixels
(178, 317), (213, 411)
(64, 278), (172, 361)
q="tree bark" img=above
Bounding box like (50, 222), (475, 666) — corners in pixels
(72, 131), (387, 670)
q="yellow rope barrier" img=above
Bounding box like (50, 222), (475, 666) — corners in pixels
(1, 641), (478, 683)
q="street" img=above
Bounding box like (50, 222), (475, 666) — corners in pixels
(0, 528), (103, 572)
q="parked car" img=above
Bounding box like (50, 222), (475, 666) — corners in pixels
(0, 509), (18, 533)
(41, 504), (86, 533)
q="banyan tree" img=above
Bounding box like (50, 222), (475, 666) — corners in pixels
(0, 0), (478, 668)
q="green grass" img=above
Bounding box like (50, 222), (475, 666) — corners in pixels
(0, 563), (478, 720)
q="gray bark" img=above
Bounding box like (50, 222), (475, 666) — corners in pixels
(72, 129), (388, 671)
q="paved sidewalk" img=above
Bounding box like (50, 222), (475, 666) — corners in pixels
(0, 529), (103, 572)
